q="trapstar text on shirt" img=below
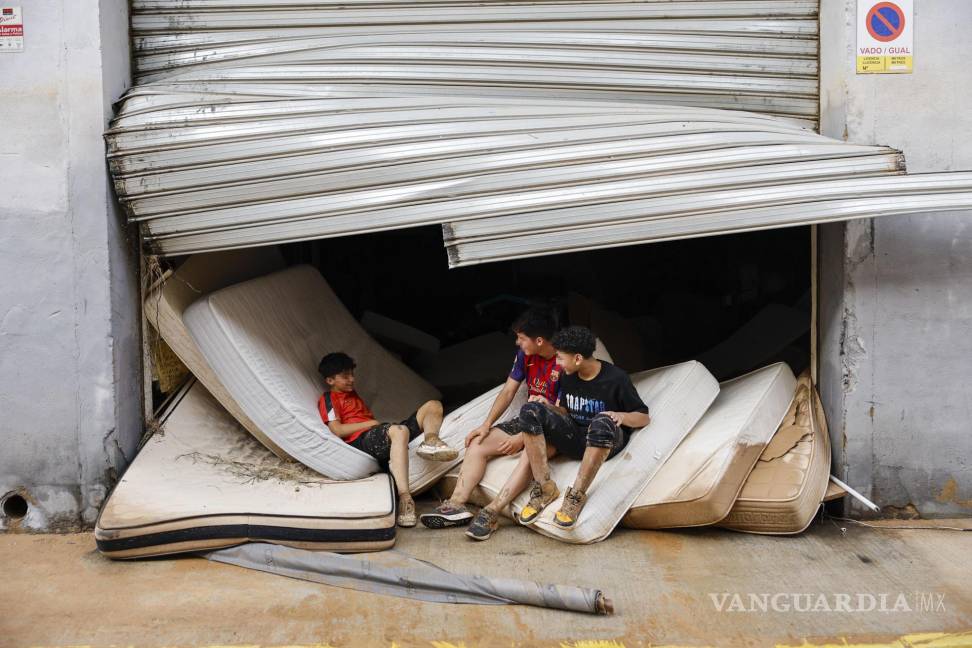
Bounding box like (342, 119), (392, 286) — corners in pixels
(564, 393), (607, 424)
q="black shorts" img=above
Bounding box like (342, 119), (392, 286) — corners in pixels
(348, 412), (422, 466)
(494, 419), (519, 435)
(516, 401), (628, 461)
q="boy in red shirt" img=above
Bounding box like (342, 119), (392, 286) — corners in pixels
(318, 352), (456, 527)
(420, 306), (562, 529)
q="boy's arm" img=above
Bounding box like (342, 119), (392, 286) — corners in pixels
(602, 376), (651, 428)
(326, 419), (379, 440)
(545, 392), (569, 416)
(466, 377), (521, 446)
(599, 411), (650, 427)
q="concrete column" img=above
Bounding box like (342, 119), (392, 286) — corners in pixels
(0, 0), (140, 531)
(818, 0), (972, 517)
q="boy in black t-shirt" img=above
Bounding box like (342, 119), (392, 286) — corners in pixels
(466, 326), (650, 540)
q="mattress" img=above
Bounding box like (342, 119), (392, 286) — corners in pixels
(144, 247), (290, 459)
(622, 363), (796, 529)
(822, 480), (846, 502)
(95, 381), (397, 559)
(183, 263), (482, 482)
(441, 361), (719, 544)
(719, 371), (831, 535)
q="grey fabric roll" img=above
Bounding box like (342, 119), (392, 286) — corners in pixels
(204, 542), (605, 614)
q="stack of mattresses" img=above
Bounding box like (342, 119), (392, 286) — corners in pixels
(620, 367), (831, 534)
(99, 254), (541, 558)
(129, 251), (831, 547)
(719, 370), (831, 534)
(96, 381), (397, 559)
(622, 363), (797, 529)
(443, 365), (833, 538)
(442, 361), (720, 544)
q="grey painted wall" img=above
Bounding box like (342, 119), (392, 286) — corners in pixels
(0, 0), (140, 531)
(819, 0), (972, 516)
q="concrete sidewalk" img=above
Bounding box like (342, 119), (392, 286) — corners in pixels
(2, 509), (970, 647)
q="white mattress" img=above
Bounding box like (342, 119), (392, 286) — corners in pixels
(144, 248), (291, 460)
(186, 264), (532, 485)
(466, 361), (719, 544)
(623, 363), (796, 529)
(95, 381), (397, 558)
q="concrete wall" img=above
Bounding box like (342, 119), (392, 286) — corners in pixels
(0, 1), (141, 531)
(819, 0), (972, 516)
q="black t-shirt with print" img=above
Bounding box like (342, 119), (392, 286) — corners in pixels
(557, 361), (650, 431)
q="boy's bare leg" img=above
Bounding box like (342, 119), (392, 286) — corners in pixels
(387, 424), (416, 527)
(517, 432), (560, 524)
(416, 400), (444, 440)
(555, 445), (611, 529)
(415, 400), (457, 462)
(484, 444), (557, 515)
(572, 445), (611, 494)
(521, 431), (552, 484)
(450, 427), (511, 506)
(466, 445), (558, 540)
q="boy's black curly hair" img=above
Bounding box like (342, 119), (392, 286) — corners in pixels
(318, 352), (356, 380)
(551, 325), (596, 358)
(511, 305), (558, 340)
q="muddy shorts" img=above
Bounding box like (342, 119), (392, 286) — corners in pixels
(494, 419), (519, 435)
(349, 412), (422, 466)
(516, 401), (628, 461)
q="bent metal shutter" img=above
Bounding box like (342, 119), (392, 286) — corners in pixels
(111, 1), (972, 264)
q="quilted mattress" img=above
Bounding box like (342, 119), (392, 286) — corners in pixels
(441, 361), (719, 544)
(718, 371), (831, 534)
(95, 381), (397, 559)
(623, 363), (796, 529)
(144, 247), (289, 459)
(183, 263), (525, 486)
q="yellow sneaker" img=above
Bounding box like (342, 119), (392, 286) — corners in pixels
(553, 486), (587, 528)
(518, 479), (559, 525)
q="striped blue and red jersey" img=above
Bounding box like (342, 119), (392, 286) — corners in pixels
(509, 349), (562, 403)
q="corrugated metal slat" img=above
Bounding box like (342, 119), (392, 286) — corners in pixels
(128, 1), (819, 121)
(111, 1), (972, 263)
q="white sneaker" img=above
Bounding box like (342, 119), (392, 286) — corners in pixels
(416, 438), (459, 462)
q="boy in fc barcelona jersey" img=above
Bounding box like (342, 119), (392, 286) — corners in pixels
(420, 306), (562, 529)
(464, 326), (650, 540)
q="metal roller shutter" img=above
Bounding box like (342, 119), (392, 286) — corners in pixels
(112, 1), (972, 262)
(131, 0), (820, 121)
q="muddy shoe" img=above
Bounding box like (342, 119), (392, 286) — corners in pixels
(416, 437), (459, 462)
(554, 486), (588, 528)
(420, 501), (473, 529)
(465, 508), (498, 541)
(397, 495), (417, 528)
(518, 479), (559, 525)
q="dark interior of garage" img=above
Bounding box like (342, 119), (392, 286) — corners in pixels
(273, 225), (812, 409)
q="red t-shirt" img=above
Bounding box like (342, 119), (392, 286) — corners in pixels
(318, 390), (376, 444)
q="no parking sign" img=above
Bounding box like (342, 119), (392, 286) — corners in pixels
(857, 0), (914, 73)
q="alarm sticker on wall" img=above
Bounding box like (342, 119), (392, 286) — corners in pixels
(0, 6), (23, 52)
